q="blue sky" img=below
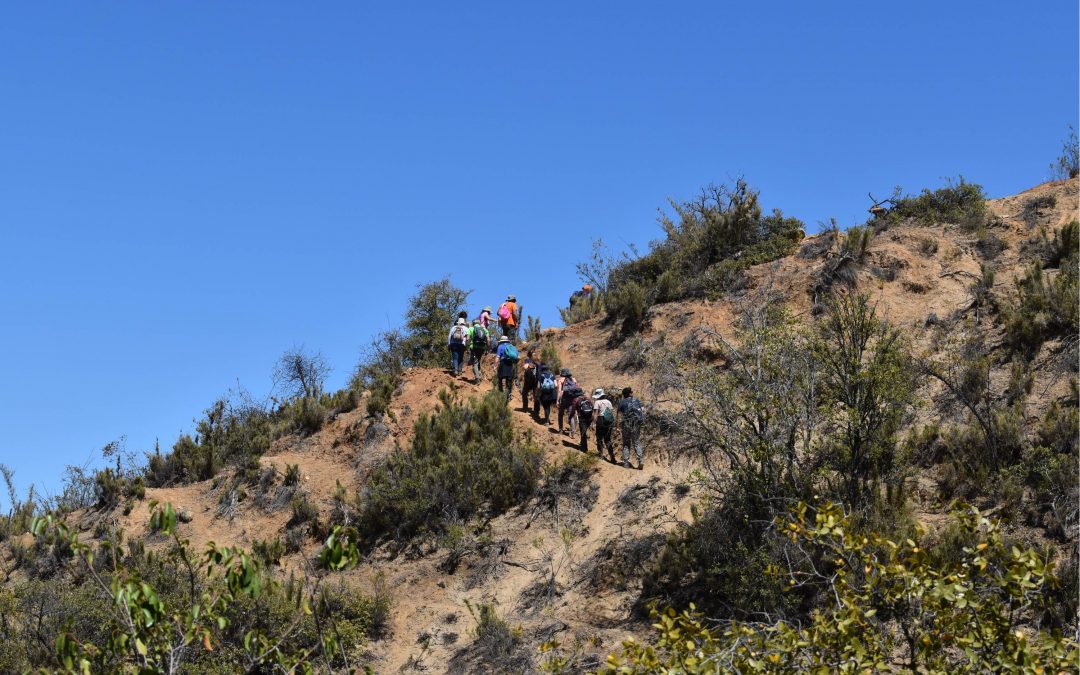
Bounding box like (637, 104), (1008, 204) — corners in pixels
(0, 2), (1076, 508)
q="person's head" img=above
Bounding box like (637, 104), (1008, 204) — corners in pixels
(592, 388), (604, 399)
(526, 350), (534, 359)
(483, 306), (492, 313)
(472, 319), (481, 326)
(458, 310), (467, 318)
(539, 363), (550, 372)
(507, 295), (516, 302)
(560, 368), (571, 377)
(583, 284), (592, 292)
(622, 387), (633, 398)
(456, 318), (466, 326)
(499, 336), (509, 344)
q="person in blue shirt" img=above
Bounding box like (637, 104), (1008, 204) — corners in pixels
(495, 336), (518, 402)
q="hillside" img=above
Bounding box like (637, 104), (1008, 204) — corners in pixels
(2, 178), (1077, 673)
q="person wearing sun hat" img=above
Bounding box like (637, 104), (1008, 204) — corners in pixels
(592, 388), (616, 462)
(447, 317), (469, 376)
(495, 335), (519, 402)
(497, 295), (519, 343)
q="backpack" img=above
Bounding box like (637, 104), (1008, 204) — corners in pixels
(471, 326), (488, 349)
(561, 383), (582, 406)
(578, 398), (594, 415)
(451, 324), (468, 344)
(498, 303), (512, 320)
(599, 406), (615, 425)
(624, 397), (645, 424)
(540, 373), (557, 393)
(501, 344), (519, 362)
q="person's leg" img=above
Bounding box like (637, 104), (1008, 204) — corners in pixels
(621, 424), (631, 466)
(450, 347), (458, 374)
(521, 383), (529, 411)
(471, 351), (482, 381)
(580, 422), (589, 452)
(533, 390), (540, 417)
(558, 404), (565, 432)
(632, 425), (644, 467)
(543, 401), (551, 423)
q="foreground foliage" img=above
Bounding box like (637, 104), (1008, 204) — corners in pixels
(18, 502), (375, 674)
(546, 502), (1078, 674)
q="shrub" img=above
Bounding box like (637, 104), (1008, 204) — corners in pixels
(575, 503), (1079, 674)
(1049, 124), (1079, 180)
(252, 537), (285, 566)
(841, 225), (873, 261)
(464, 600), (531, 673)
(917, 235), (939, 256)
(598, 179), (803, 328)
(1023, 193), (1057, 228)
(605, 280), (649, 333)
(558, 291), (605, 325)
(358, 389), (543, 542)
(1001, 259), (1078, 357)
(874, 177), (988, 230)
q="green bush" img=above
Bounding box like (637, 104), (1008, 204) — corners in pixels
(570, 503), (1079, 675)
(1001, 258), (1078, 357)
(599, 180), (803, 329)
(558, 291), (605, 325)
(1049, 124), (1079, 180)
(873, 178), (988, 230)
(358, 389), (543, 542)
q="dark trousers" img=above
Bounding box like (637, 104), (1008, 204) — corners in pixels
(521, 379), (537, 411)
(540, 400), (553, 423)
(596, 421), (614, 459)
(498, 376), (514, 401)
(578, 418), (592, 452)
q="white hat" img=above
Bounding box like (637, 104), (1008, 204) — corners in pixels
(593, 388), (605, 399)
(498, 335), (509, 343)
(456, 318), (466, 325)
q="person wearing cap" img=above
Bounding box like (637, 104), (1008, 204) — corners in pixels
(617, 387), (646, 469)
(467, 318), (489, 383)
(447, 317), (470, 376)
(497, 295), (519, 343)
(592, 388), (616, 462)
(569, 284), (593, 307)
(572, 388), (595, 452)
(495, 335), (518, 402)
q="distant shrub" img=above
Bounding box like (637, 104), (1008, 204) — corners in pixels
(464, 600), (531, 673)
(358, 390), (542, 542)
(558, 291), (605, 325)
(1049, 124), (1079, 180)
(252, 537), (285, 566)
(600, 180), (803, 330)
(1001, 258), (1078, 357)
(841, 225), (873, 261)
(1023, 193), (1057, 228)
(874, 178), (988, 230)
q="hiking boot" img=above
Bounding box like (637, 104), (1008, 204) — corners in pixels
(621, 460), (630, 468)
(636, 462), (644, 470)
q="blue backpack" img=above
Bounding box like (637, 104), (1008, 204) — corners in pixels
(501, 344), (519, 362)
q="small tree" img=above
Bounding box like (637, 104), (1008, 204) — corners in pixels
(813, 293), (915, 510)
(1050, 124), (1079, 180)
(403, 278), (470, 369)
(273, 346), (330, 400)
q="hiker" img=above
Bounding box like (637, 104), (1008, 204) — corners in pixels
(573, 390), (595, 452)
(617, 387), (646, 469)
(592, 388), (616, 462)
(537, 364), (558, 423)
(557, 370), (583, 434)
(498, 295), (519, 343)
(568, 284), (593, 307)
(496, 336), (519, 402)
(447, 318), (469, 376)
(520, 350), (539, 414)
(478, 306), (495, 352)
(457, 310), (469, 323)
(468, 319), (489, 383)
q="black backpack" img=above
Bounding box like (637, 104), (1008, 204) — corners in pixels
(623, 397), (645, 424)
(561, 383), (583, 406)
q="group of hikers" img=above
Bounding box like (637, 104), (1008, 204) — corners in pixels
(447, 291), (647, 469)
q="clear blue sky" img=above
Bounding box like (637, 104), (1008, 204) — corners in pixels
(1, 2), (1076, 509)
